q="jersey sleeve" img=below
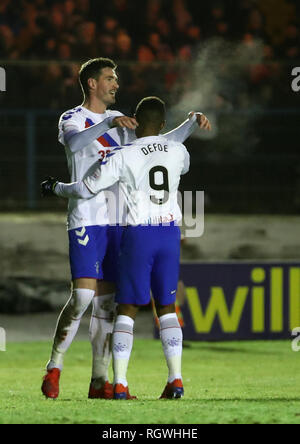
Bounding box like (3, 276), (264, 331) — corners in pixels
(163, 113), (201, 143)
(58, 109), (86, 146)
(58, 109), (123, 152)
(55, 180), (94, 199)
(84, 149), (124, 194)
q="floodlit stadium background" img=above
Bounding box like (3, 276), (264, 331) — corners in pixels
(0, 0), (300, 340)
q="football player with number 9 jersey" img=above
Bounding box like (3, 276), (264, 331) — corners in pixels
(41, 58), (209, 400)
(53, 96), (196, 399)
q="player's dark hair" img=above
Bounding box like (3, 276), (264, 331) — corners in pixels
(135, 96), (166, 128)
(79, 58), (117, 97)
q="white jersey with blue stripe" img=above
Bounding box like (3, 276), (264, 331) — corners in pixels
(58, 105), (134, 229)
(84, 136), (190, 226)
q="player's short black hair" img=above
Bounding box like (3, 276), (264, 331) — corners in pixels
(79, 58), (117, 97)
(135, 96), (166, 127)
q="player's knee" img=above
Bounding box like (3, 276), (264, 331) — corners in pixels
(70, 288), (95, 319)
(97, 280), (116, 296)
(156, 303), (176, 318)
(73, 278), (97, 291)
(117, 304), (139, 319)
(93, 293), (115, 312)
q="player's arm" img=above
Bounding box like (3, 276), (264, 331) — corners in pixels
(41, 175), (94, 199)
(63, 115), (137, 153)
(163, 112), (211, 143)
(42, 151), (124, 199)
(83, 149), (125, 194)
(55, 180), (94, 199)
(122, 113), (211, 145)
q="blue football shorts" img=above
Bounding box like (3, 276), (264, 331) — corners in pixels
(102, 224), (125, 283)
(116, 223), (181, 306)
(68, 225), (125, 282)
(68, 225), (108, 280)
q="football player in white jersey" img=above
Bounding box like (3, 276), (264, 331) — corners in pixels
(41, 57), (211, 400)
(43, 96), (205, 399)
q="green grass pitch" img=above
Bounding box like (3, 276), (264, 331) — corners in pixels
(1, 339), (300, 424)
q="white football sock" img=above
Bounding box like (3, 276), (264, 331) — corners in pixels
(112, 315), (134, 387)
(159, 313), (183, 383)
(47, 288), (95, 371)
(89, 293), (116, 383)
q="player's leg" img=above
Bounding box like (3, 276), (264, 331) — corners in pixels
(155, 302), (184, 399)
(47, 278), (97, 371)
(111, 226), (153, 399)
(152, 231), (186, 331)
(151, 282), (185, 330)
(151, 224), (184, 399)
(42, 226), (107, 399)
(112, 304), (139, 399)
(88, 280), (116, 399)
(42, 278), (96, 399)
(88, 225), (124, 398)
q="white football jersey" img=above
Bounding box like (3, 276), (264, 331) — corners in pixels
(84, 136), (190, 225)
(58, 105), (134, 229)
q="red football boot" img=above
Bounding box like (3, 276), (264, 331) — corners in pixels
(41, 368), (61, 399)
(114, 384), (137, 400)
(160, 379), (184, 399)
(88, 380), (114, 399)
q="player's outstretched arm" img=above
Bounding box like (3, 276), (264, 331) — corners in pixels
(65, 116), (137, 153)
(55, 181), (94, 199)
(41, 150), (124, 200)
(83, 150), (123, 195)
(163, 112), (211, 143)
(41, 177), (94, 199)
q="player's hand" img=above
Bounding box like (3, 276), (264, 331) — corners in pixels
(41, 176), (58, 197)
(189, 112), (211, 131)
(112, 116), (138, 130)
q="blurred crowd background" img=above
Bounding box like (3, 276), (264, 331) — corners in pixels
(0, 0), (299, 213)
(0, 0), (299, 107)
(1, 0), (300, 63)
